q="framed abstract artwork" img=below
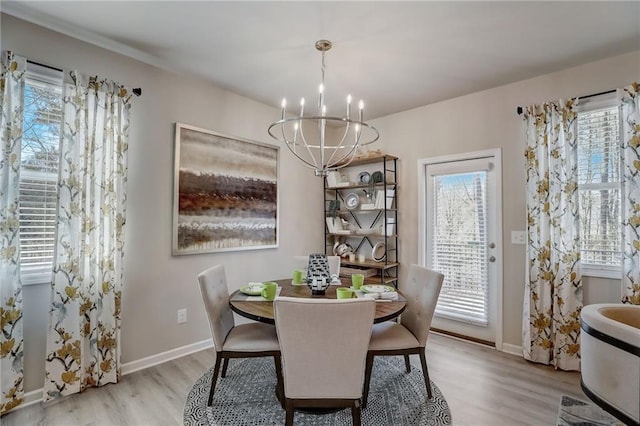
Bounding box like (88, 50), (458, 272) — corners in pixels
(172, 123), (279, 255)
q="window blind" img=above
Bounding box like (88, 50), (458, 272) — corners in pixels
(577, 106), (621, 268)
(432, 172), (488, 326)
(19, 65), (63, 284)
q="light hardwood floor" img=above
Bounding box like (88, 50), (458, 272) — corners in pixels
(2, 333), (584, 425)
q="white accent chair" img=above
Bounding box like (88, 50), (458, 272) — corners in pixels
(274, 297), (375, 426)
(363, 264), (444, 407)
(197, 265), (283, 406)
(294, 255), (341, 277)
(580, 303), (640, 425)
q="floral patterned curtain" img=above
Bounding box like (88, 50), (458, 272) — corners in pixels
(0, 51), (25, 415)
(523, 100), (582, 371)
(43, 72), (132, 401)
(620, 83), (640, 305)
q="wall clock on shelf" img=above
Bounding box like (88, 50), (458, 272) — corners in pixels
(358, 171), (371, 184)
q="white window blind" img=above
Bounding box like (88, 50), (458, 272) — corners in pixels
(431, 172), (488, 326)
(577, 104), (621, 276)
(19, 64), (63, 285)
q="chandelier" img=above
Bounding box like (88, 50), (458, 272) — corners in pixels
(268, 40), (379, 176)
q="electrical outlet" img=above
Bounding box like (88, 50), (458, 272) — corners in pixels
(177, 308), (187, 324)
(511, 231), (526, 245)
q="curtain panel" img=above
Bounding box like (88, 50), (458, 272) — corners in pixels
(43, 71), (132, 401)
(620, 82), (640, 305)
(0, 51), (26, 415)
(523, 100), (582, 371)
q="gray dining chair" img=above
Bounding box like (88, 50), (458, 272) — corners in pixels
(274, 297), (375, 426)
(362, 264), (444, 408)
(197, 265), (283, 407)
(294, 255), (341, 277)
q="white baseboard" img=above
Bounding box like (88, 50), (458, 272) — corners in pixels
(121, 338), (213, 375)
(502, 343), (523, 357)
(10, 338), (214, 413)
(19, 388), (44, 410)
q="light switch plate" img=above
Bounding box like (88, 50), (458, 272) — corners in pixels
(511, 231), (526, 245)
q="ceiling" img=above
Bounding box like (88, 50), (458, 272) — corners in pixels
(3, 1), (639, 119)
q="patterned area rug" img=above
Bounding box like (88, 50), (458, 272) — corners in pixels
(557, 395), (623, 426)
(184, 356), (452, 425)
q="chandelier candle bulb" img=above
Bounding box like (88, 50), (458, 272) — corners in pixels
(300, 98), (305, 116)
(347, 94), (352, 118)
(292, 122), (298, 147)
(359, 100), (364, 121)
(281, 98), (287, 119)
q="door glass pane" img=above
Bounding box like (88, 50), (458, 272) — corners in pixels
(432, 171), (488, 326)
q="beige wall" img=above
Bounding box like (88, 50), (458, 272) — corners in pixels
(1, 14), (324, 393)
(370, 50), (640, 347)
(3, 12), (639, 394)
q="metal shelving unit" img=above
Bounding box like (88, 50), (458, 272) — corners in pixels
(324, 155), (399, 287)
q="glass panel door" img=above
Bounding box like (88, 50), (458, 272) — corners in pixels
(425, 156), (498, 343)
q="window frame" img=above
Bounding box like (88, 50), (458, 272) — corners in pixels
(576, 93), (622, 279)
(19, 62), (63, 286)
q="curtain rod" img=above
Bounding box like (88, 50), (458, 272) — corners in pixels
(26, 59), (142, 97)
(516, 89), (615, 115)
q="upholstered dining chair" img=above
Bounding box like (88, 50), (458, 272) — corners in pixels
(274, 297), (375, 426)
(293, 255), (341, 277)
(197, 265), (283, 407)
(362, 264), (444, 408)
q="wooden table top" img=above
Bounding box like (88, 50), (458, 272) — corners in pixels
(229, 278), (406, 324)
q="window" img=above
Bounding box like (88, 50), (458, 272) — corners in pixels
(19, 63), (63, 285)
(577, 96), (621, 278)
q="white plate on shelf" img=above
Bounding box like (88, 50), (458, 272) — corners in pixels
(371, 242), (386, 262)
(344, 192), (360, 210)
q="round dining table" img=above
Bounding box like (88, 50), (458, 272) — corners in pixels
(229, 278), (406, 324)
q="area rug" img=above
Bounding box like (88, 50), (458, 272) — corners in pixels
(184, 356), (452, 425)
(556, 395), (622, 426)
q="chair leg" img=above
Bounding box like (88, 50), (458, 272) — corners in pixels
(404, 354), (411, 372)
(208, 355), (223, 406)
(419, 348), (433, 399)
(352, 400), (362, 426)
(362, 353), (375, 409)
(221, 358), (230, 378)
(285, 399), (294, 426)
(273, 354), (285, 409)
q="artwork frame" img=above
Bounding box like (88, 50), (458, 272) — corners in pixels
(172, 123), (279, 255)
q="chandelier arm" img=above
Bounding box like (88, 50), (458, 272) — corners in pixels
(329, 148), (359, 170)
(324, 121), (351, 167)
(327, 130), (361, 168)
(297, 122), (321, 169)
(359, 125), (380, 145)
(283, 136), (323, 170)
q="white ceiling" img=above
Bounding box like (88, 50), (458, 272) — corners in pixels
(3, 1), (639, 119)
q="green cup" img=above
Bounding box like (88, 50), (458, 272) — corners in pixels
(261, 282), (277, 301)
(351, 274), (365, 290)
(336, 287), (353, 299)
(292, 269), (304, 284)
